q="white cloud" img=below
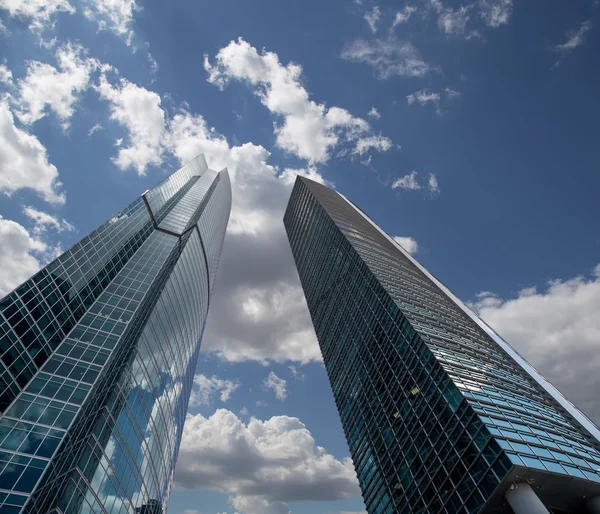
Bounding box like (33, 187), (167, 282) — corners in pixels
(23, 206), (74, 234)
(288, 365), (305, 382)
(148, 53), (159, 75)
(407, 87), (460, 115)
(0, 63), (13, 85)
(392, 170), (439, 194)
(393, 6), (417, 27)
(407, 88), (440, 107)
(164, 109), (323, 364)
(230, 496), (288, 514)
(367, 107), (380, 119)
(0, 0), (74, 33)
(392, 236), (418, 254)
(189, 374), (240, 407)
(0, 216), (47, 296)
(88, 123), (103, 136)
(15, 43), (103, 128)
(0, 98), (64, 203)
(444, 87), (461, 99)
(90, 76), (321, 364)
(206, 279), (320, 364)
(364, 5), (380, 33)
(82, 0), (139, 45)
(353, 134), (392, 155)
(262, 371), (287, 401)
(428, 0), (478, 38)
(478, 0), (513, 28)
(471, 265), (600, 423)
(174, 409), (360, 513)
(428, 173), (440, 194)
(392, 170), (421, 190)
(555, 20), (593, 51)
(554, 20), (593, 65)
(279, 166), (327, 188)
(96, 74), (166, 174)
(341, 36), (432, 80)
(204, 38), (391, 163)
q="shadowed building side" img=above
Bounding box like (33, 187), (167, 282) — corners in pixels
(284, 175), (600, 514)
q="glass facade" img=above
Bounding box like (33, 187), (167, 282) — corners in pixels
(284, 176), (600, 514)
(0, 155), (231, 513)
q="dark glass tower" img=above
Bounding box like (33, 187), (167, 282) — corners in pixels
(284, 176), (600, 514)
(0, 155), (231, 513)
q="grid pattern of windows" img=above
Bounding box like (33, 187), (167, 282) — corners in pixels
(0, 155), (231, 514)
(284, 177), (600, 514)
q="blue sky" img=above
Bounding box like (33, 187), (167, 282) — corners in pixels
(0, 0), (599, 513)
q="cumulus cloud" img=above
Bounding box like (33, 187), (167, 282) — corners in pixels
(14, 43), (104, 128)
(393, 6), (417, 27)
(392, 236), (418, 254)
(341, 36), (432, 80)
(123, 97), (321, 364)
(363, 5), (380, 33)
(0, 0), (74, 33)
(230, 496), (288, 514)
(96, 73), (166, 174)
(0, 216), (47, 296)
(189, 374), (240, 407)
(23, 206), (74, 234)
(13, 64), (319, 364)
(204, 278), (321, 364)
(263, 371), (287, 401)
(0, 99), (64, 203)
(470, 265), (600, 423)
(478, 0), (513, 28)
(174, 409), (360, 514)
(81, 0), (139, 45)
(204, 38), (391, 163)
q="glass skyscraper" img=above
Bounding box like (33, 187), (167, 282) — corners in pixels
(284, 176), (600, 514)
(0, 155), (231, 513)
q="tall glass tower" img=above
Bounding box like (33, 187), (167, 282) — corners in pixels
(284, 176), (600, 514)
(0, 155), (231, 514)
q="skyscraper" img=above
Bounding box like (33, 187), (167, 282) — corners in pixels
(0, 155), (231, 513)
(284, 176), (600, 514)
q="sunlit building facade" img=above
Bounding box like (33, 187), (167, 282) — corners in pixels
(284, 176), (600, 514)
(0, 155), (231, 513)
